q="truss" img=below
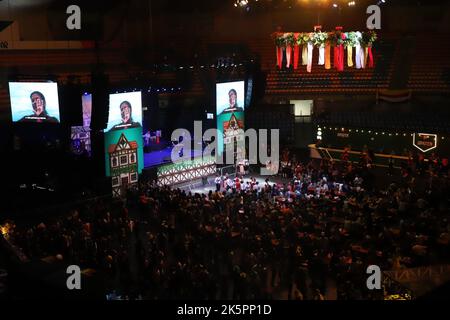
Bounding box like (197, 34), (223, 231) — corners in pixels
(157, 158), (216, 186)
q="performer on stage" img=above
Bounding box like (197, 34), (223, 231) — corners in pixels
(143, 130), (151, 146)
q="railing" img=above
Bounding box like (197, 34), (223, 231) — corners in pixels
(219, 164), (237, 178)
(157, 156), (217, 186)
(309, 144), (412, 169)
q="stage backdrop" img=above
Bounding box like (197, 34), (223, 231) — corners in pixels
(216, 81), (245, 160)
(105, 92), (142, 132)
(82, 93), (92, 127)
(104, 127), (144, 197)
(9, 82), (60, 123)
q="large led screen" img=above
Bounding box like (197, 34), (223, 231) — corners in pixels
(104, 127), (144, 177)
(216, 81), (245, 159)
(9, 82), (60, 123)
(105, 91), (142, 132)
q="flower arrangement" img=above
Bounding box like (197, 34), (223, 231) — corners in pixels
(273, 29), (377, 48)
(297, 33), (312, 46)
(312, 31), (328, 48)
(361, 30), (378, 47)
(344, 31), (358, 47)
(283, 32), (296, 47)
(328, 31), (345, 47)
(274, 34), (286, 47)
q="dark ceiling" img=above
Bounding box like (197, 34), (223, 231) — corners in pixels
(28, 0), (450, 17)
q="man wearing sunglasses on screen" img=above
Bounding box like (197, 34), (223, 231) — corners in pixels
(109, 100), (141, 131)
(19, 91), (59, 123)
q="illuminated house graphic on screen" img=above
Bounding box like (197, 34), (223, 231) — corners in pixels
(108, 133), (138, 197)
(223, 113), (245, 162)
(223, 113), (244, 144)
(71, 126), (91, 156)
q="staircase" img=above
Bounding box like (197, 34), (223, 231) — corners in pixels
(389, 35), (416, 89)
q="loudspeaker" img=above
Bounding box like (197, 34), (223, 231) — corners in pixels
(59, 83), (82, 126)
(245, 76), (253, 108)
(90, 72), (109, 131)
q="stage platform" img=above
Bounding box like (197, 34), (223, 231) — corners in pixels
(176, 174), (287, 195)
(143, 146), (204, 168)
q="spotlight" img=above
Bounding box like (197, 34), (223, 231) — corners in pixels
(348, 1), (355, 6)
(333, 3), (338, 8)
(235, 0), (249, 8)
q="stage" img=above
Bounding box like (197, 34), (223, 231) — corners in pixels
(143, 141), (204, 168)
(177, 174), (287, 195)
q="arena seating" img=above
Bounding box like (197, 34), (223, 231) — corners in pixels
(252, 33), (450, 95)
(2, 33), (450, 104)
(250, 37), (395, 94)
(408, 34), (450, 93)
(0, 48), (134, 84)
(0, 86), (8, 111)
(315, 110), (450, 133)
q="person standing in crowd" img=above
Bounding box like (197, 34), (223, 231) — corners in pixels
(235, 178), (242, 192)
(6, 148), (450, 301)
(214, 175), (222, 192)
(226, 176), (235, 191)
(388, 157), (395, 176)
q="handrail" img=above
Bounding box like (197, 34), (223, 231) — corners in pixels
(324, 148), (334, 161)
(309, 144), (412, 161)
(219, 164), (237, 178)
(308, 144), (409, 169)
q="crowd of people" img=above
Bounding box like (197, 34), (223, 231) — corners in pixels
(3, 154), (450, 300)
